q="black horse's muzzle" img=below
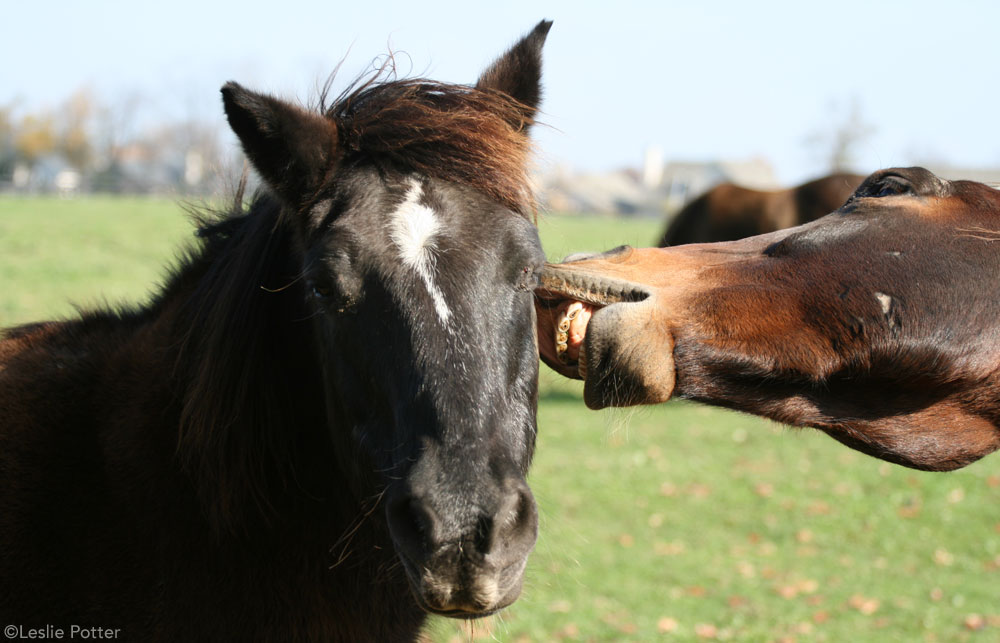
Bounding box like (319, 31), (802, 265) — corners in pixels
(385, 474), (538, 617)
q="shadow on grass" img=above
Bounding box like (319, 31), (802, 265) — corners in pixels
(540, 389), (585, 403)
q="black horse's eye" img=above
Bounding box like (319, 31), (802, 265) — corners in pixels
(309, 282), (333, 300)
(515, 265), (540, 291)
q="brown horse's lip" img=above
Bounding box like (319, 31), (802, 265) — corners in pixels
(536, 264), (653, 380)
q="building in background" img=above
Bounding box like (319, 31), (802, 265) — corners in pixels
(537, 147), (778, 217)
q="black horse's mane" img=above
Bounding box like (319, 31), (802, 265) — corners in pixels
(170, 196), (317, 535)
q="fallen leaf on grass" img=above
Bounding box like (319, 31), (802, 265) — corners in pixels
(964, 614), (986, 631)
(758, 541), (778, 557)
(933, 548), (954, 566)
(660, 482), (678, 497)
(618, 623), (638, 635)
(657, 617), (678, 633)
(654, 541), (686, 556)
(897, 496), (922, 518)
(807, 501), (832, 516)
(558, 623), (579, 638)
(793, 622), (814, 635)
(728, 595), (749, 608)
(694, 623), (717, 639)
(687, 483), (712, 499)
(848, 594), (880, 615)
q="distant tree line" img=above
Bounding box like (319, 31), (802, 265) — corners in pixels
(0, 88), (233, 195)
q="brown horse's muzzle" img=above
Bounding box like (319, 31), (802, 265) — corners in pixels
(536, 256), (674, 409)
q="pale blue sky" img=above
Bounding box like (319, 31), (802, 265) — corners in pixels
(5, 0), (999, 183)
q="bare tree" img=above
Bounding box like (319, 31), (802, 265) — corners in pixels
(805, 96), (875, 174)
(14, 111), (56, 167)
(57, 88), (97, 171)
(0, 102), (16, 178)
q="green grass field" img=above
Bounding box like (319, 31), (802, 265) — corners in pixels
(2, 197), (998, 641)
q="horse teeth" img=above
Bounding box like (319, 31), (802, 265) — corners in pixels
(558, 318), (571, 332)
(557, 331), (568, 344)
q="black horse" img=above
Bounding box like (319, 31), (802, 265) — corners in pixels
(0, 21), (551, 641)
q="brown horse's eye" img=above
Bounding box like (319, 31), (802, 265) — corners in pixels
(872, 177), (912, 198)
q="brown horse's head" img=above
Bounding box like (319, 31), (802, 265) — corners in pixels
(209, 21), (552, 618)
(538, 167), (1000, 471)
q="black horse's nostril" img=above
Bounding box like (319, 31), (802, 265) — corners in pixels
(386, 495), (440, 556)
(487, 479), (538, 558)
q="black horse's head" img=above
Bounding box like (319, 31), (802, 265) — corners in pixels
(220, 22), (551, 617)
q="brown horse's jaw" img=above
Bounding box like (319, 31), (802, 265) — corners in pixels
(536, 264), (675, 409)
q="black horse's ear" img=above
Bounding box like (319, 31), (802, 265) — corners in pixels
(221, 82), (338, 207)
(476, 20), (552, 120)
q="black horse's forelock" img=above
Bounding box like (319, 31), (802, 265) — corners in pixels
(322, 67), (537, 217)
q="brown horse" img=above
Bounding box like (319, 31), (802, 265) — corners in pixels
(0, 22), (551, 641)
(658, 172), (865, 246)
(538, 167), (1000, 472)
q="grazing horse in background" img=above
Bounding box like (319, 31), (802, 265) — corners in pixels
(538, 167), (1000, 472)
(0, 21), (552, 641)
(658, 172), (865, 246)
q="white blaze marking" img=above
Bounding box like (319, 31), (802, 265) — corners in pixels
(875, 292), (892, 315)
(390, 178), (452, 324)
